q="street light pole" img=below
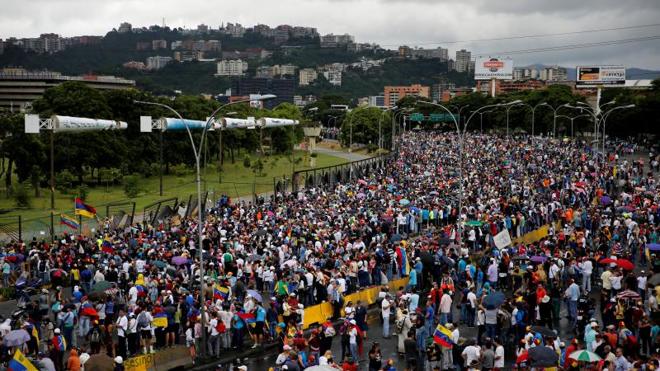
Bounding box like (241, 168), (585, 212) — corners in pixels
(134, 94), (275, 357)
(505, 102), (522, 137)
(599, 104), (635, 156)
(478, 110), (493, 134)
(419, 101), (508, 247)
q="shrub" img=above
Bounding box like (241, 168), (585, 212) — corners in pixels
(123, 174), (140, 198)
(171, 163), (190, 177)
(55, 169), (75, 194)
(78, 184), (89, 201)
(13, 182), (31, 208)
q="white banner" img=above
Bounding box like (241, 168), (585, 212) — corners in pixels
(493, 229), (512, 249)
(475, 56), (514, 80)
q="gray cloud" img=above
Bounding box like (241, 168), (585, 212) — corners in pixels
(0, 0), (659, 69)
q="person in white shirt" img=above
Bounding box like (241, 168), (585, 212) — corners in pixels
(579, 257), (593, 293)
(127, 313), (138, 356)
(128, 283), (138, 306)
(136, 308), (154, 354)
(638, 271), (648, 300)
(208, 313), (220, 357)
(115, 310), (128, 359)
(461, 340), (481, 367)
(494, 338), (505, 369)
(348, 320), (359, 361)
(381, 295), (391, 338)
(440, 291), (453, 325)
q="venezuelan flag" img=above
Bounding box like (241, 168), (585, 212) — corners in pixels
(74, 198), (96, 218)
(396, 246), (409, 276)
(30, 324), (39, 349)
(8, 349), (38, 371)
(433, 324), (454, 348)
(236, 312), (256, 323)
(135, 285), (147, 297)
(59, 214), (79, 230)
(152, 312), (168, 328)
(215, 286), (229, 300)
(101, 240), (113, 254)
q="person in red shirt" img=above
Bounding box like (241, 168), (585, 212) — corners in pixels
(341, 356), (358, 371)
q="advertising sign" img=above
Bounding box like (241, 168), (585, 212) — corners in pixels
(576, 66), (625, 87)
(475, 56), (514, 80)
(493, 229), (512, 249)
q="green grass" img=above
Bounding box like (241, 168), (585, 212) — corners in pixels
(0, 151), (348, 222)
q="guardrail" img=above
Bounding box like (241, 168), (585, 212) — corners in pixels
(291, 152), (395, 192)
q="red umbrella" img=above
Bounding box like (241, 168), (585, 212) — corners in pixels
(599, 258), (618, 265)
(516, 351), (529, 364)
(615, 259), (634, 271)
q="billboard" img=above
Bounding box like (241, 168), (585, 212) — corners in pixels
(475, 56), (514, 80)
(576, 66), (625, 87)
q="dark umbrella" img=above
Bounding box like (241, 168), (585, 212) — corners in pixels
(482, 292), (506, 309)
(91, 281), (112, 293)
(438, 238), (452, 245)
(649, 273), (660, 287)
(255, 229), (267, 237)
(390, 234), (403, 243)
(531, 326), (556, 338)
(152, 260), (167, 269)
(528, 346), (559, 367)
(88, 291), (108, 301)
(419, 251), (434, 268)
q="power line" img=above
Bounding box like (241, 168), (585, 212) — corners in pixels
(476, 35), (660, 56)
(382, 23), (660, 47)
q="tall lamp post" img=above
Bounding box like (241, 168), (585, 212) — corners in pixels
(505, 101), (524, 137)
(599, 104), (635, 156)
(478, 110), (494, 134)
(419, 101), (513, 246)
(134, 94), (275, 357)
(391, 108), (412, 151)
(556, 113), (590, 138)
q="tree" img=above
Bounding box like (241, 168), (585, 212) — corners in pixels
(340, 107), (392, 148)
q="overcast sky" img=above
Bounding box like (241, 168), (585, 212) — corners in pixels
(2, 0), (660, 70)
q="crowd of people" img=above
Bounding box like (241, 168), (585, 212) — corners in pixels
(0, 131), (657, 371)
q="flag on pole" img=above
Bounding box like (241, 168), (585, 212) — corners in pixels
(8, 348), (38, 371)
(59, 214), (79, 230)
(74, 198), (96, 218)
(433, 324), (455, 348)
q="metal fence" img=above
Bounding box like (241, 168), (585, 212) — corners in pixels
(289, 152), (395, 193)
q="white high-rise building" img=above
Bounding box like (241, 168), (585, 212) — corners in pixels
(146, 56), (173, 70)
(215, 59), (248, 76)
(299, 68), (318, 86)
(454, 49), (472, 73)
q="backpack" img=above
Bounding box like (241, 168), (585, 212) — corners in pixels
(90, 328), (101, 343)
(137, 312), (149, 329)
(515, 309), (526, 326)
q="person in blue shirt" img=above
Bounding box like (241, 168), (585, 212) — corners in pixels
(253, 304), (267, 348)
(232, 311), (246, 351)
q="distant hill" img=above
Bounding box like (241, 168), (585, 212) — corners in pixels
(0, 29), (473, 98)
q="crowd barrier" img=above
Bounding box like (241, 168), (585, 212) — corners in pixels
(510, 220), (563, 246)
(120, 345), (190, 371)
(302, 277), (409, 329)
